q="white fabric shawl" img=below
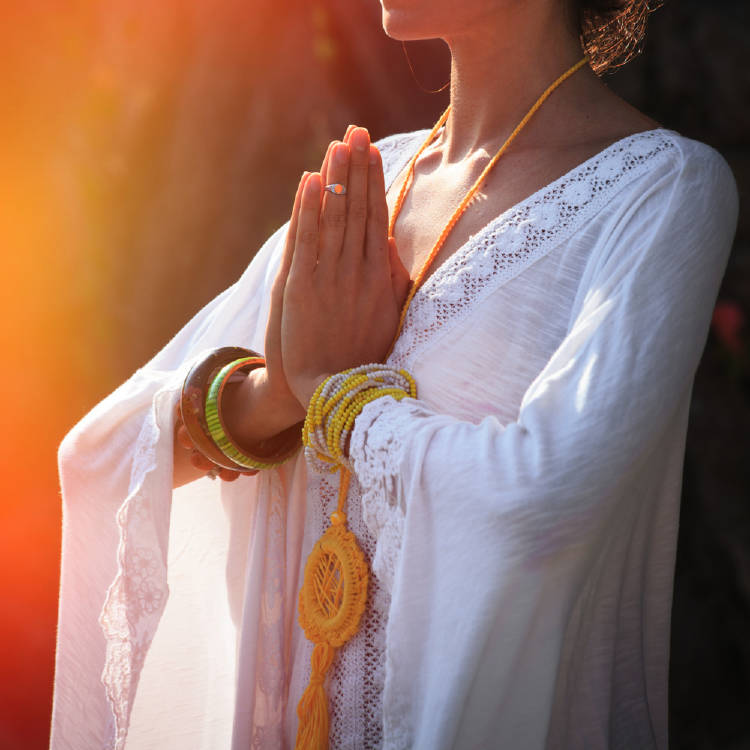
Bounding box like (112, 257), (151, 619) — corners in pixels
(51, 127), (738, 750)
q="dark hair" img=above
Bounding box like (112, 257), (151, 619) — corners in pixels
(577, 0), (660, 74)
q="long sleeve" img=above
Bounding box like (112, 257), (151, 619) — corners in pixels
(349, 139), (738, 749)
(51, 224), (285, 750)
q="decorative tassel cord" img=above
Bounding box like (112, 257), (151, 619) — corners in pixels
(294, 55), (589, 750)
(295, 643), (336, 750)
(296, 368), (414, 750)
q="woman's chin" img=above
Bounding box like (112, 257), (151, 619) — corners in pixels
(380, 8), (438, 42)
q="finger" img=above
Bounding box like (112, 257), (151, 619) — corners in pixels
(176, 423), (194, 451)
(335, 127), (356, 181)
(321, 127), (356, 186)
(267, 173), (310, 383)
(272, 171), (311, 307)
(190, 451), (215, 472)
(319, 140), (337, 191)
(218, 468), (243, 481)
(289, 172), (322, 278)
(320, 128), (355, 185)
(340, 127), (371, 266)
(318, 141), (350, 269)
(279, 171), (311, 284)
(364, 145), (390, 264)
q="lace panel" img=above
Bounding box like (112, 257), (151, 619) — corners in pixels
(349, 394), (441, 590)
(249, 469), (290, 749)
(99, 391), (173, 750)
(298, 472), (388, 749)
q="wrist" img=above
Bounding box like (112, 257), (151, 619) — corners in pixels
(222, 367), (305, 448)
(301, 365), (417, 467)
(291, 373), (333, 411)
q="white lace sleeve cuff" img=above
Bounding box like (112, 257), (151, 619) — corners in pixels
(349, 395), (433, 592)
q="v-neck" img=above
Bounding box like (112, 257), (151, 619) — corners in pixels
(383, 126), (675, 294)
(379, 126), (679, 369)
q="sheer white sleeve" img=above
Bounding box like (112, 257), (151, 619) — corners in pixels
(51, 224), (286, 750)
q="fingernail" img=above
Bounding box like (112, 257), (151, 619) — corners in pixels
(352, 128), (369, 152)
(335, 143), (349, 164)
(369, 145), (378, 165)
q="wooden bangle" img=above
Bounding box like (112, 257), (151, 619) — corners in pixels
(179, 347), (261, 472)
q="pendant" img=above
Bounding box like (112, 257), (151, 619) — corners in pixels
(298, 510), (369, 648)
(294, 510), (369, 750)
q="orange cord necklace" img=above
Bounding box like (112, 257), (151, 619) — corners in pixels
(388, 55), (589, 350)
(294, 55), (589, 750)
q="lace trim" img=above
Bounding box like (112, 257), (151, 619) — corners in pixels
(250, 468), (290, 749)
(99, 394), (172, 750)
(388, 129), (678, 371)
(348, 395), (438, 595)
(348, 396), (439, 749)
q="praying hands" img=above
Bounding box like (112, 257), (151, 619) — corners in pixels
(173, 127), (410, 486)
(279, 127), (411, 408)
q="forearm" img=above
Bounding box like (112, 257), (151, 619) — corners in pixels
(220, 366), (306, 447)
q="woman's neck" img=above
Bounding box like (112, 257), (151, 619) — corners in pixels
(437, 8), (592, 164)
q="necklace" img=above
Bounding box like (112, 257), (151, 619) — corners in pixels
(388, 55), (589, 348)
(294, 55), (589, 750)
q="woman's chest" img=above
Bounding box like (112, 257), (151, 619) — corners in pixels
(386, 164), (528, 283)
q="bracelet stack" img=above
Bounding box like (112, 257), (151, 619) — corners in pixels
(302, 364), (417, 470)
(180, 346), (302, 474)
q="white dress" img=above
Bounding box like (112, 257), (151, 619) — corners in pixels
(51, 126), (738, 750)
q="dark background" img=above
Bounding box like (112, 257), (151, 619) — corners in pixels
(1, 0), (747, 747)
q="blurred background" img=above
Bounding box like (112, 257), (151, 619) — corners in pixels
(0, 0), (747, 747)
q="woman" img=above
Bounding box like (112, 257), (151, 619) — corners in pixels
(51, 0), (738, 747)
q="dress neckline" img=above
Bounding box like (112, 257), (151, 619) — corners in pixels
(384, 126), (676, 295)
(383, 126), (680, 369)
(388, 126), (672, 240)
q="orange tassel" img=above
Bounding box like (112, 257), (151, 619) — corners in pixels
(295, 642), (337, 750)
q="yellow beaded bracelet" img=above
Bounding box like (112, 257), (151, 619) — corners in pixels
(303, 366), (417, 466)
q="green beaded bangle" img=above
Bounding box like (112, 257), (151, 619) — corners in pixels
(205, 357), (301, 470)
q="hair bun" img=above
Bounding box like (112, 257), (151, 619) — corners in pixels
(579, 0), (661, 74)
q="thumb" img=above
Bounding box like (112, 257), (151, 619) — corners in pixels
(388, 236), (412, 309)
(266, 171), (310, 365)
